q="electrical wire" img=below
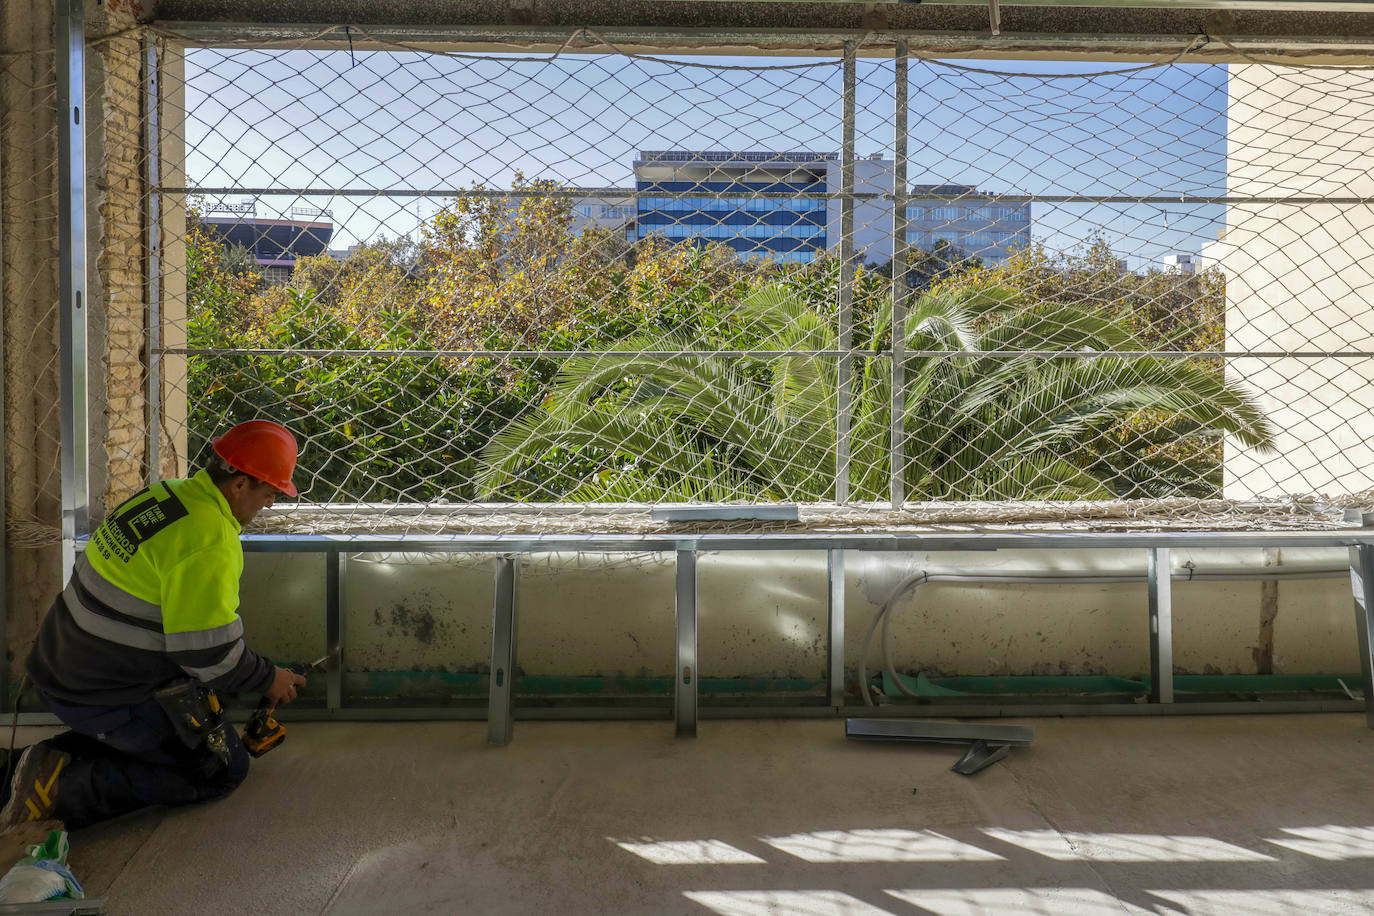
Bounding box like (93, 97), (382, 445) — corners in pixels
(858, 565), (1349, 706)
(4, 672), (31, 809)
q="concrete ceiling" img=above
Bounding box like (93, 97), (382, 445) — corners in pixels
(141, 0), (1374, 61)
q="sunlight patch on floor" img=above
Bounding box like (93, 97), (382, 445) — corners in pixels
(613, 839), (767, 865)
(983, 828), (1274, 862)
(762, 829), (1004, 863)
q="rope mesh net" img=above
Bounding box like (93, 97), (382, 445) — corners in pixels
(1, 35), (63, 550)
(69, 29), (1374, 537)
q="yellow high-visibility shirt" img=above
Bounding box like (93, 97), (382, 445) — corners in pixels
(27, 470), (275, 705)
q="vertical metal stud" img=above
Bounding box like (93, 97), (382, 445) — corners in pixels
(144, 38), (162, 484)
(890, 40), (909, 509)
(675, 547), (698, 737)
(1349, 544), (1374, 729)
(1148, 548), (1174, 704)
(57, 0), (89, 577)
(828, 549), (846, 707)
(835, 40), (856, 505)
(488, 555), (519, 745)
(325, 549), (345, 711)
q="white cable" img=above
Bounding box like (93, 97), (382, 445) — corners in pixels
(858, 565), (1348, 706)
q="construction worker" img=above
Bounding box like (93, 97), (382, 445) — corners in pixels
(0, 420), (307, 829)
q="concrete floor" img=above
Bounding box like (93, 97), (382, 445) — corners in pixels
(17, 713), (1374, 915)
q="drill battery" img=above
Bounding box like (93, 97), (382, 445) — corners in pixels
(242, 700), (285, 758)
(241, 654), (327, 757)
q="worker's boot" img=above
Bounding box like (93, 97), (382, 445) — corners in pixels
(0, 742), (70, 829)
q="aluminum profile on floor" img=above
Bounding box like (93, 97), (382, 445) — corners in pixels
(845, 718), (1036, 775)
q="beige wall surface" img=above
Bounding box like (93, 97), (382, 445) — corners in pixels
(1224, 64), (1374, 499)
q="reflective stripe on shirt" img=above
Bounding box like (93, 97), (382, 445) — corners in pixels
(73, 554), (161, 623)
(179, 639), (246, 681)
(61, 580), (165, 652)
(165, 618), (244, 651)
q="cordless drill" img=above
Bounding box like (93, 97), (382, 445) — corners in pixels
(242, 654), (329, 757)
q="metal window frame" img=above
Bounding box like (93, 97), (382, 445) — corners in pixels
(47, 20), (1374, 732)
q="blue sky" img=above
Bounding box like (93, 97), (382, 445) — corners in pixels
(184, 48), (1226, 269)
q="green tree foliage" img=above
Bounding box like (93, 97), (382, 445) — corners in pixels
(186, 187), (779, 501)
(188, 230), (525, 502)
(188, 188), (1250, 505)
(475, 282), (1270, 502)
(963, 238), (1231, 494)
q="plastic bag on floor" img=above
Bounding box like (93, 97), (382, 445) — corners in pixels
(0, 829), (83, 903)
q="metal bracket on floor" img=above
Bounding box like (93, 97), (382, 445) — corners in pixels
(845, 718), (1033, 776)
(951, 739), (1012, 775)
(0, 900), (106, 914)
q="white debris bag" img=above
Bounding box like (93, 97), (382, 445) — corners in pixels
(0, 829), (83, 903)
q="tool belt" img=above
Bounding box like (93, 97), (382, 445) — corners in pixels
(153, 679), (232, 773)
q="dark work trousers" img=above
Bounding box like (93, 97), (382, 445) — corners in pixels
(37, 689), (251, 829)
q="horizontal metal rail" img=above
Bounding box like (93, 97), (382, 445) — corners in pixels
(248, 498), (1359, 516)
(166, 348), (1374, 359)
(239, 531), (1374, 552)
(167, 186), (1374, 206)
(154, 22), (1374, 55)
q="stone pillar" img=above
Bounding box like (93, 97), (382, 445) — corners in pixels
(91, 5), (150, 511)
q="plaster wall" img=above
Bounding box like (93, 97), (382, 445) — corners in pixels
(238, 548), (1360, 691)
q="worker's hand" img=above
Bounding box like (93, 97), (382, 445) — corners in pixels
(264, 666), (306, 706)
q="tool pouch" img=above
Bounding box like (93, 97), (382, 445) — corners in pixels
(153, 679), (232, 772)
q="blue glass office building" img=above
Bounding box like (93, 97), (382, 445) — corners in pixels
(633, 151), (832, 263)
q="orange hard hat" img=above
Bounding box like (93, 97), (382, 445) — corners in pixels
(212, 420), (299, 497)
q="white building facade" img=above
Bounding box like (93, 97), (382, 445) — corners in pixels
(1222, 65), (1374, 499)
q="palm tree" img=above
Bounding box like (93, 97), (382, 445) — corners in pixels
(474, 281), (1273, 502)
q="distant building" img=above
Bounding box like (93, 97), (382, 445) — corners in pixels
(1160, 253), (1198, 275)
(202, 202), (334, 284)
(629, 151), (1030, 266)
(326, 243), (364, 261)
(570, 194), (636, 241)
(633, 150), (831, 263)
(906, 185), (1032, 265)
(1198, 231), (1225, 274)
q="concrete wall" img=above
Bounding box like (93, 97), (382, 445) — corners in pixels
(1, 2), (155, 672)
(2, 3), (66, 663)
(1223, 64), (1374, 499)
(237, 548), (1361, 690)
